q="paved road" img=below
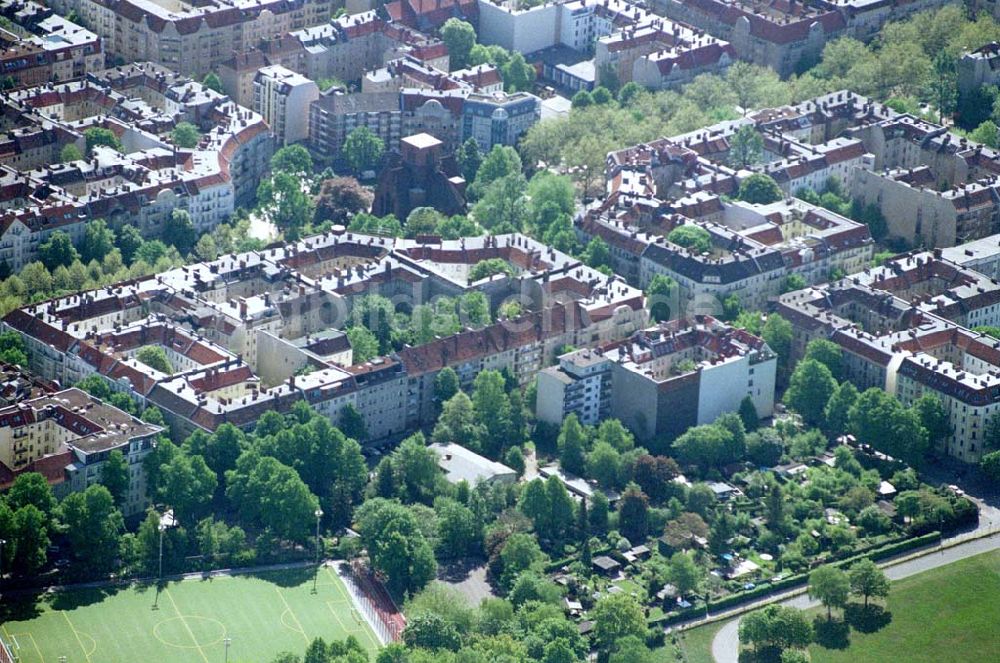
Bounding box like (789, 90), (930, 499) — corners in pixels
(709, 530), (1000, 663)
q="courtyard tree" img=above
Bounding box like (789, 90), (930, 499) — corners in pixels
(171, 122), (200, 148)
(646, 274), (676, 322)
(824, 381), (858, 436)
(136, 346), (173, 374)
(913, 394), (951, 448)
(202, 72), (223, 93)
(738, 173), (783, 204)
(257, 171), (314, 239)
(501, 52), (535, 92)
(60, 143), (83, 162)
(163, 209), (197, 256)
(271, 144), (313, 175)
(739, 395), (760, 431)
(314, 177), (372, 225)
(342, 127), (384, 176)
(557, 414), (588, 475)
(804, 338), (843, 380)
(81, 219), (116, 263)
(84, 127), (122, 153)
(729, 124), (764, 167)
(849, 388), (929, 466)
(441, 19), (476, 70)
(667, 225), (712, 254)
(457, 137), (483, 183)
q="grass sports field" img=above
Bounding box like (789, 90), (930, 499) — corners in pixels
(809, 549), (1000, 663)
(0, 565), (380, 663)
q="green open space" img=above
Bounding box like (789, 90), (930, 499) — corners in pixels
(0, 566), (380, 663)
(674, 620), (725, 663)
(807, 549), (1000, 663)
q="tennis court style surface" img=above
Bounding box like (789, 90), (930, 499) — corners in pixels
(0, 565), (380, 663)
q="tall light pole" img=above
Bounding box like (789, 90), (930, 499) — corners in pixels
(154, 509), (176, 610)
(0, 538), (6, 584)
(312, 508), (323, 594)
(224, 637), (231, 663)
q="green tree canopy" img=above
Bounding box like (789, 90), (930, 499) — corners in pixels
(730, 124), (764, 167)
(809, 564), (850, 619)
(848, 558), (890, 607)
(356, 498), (437, 597)
(784, 358), (837, 426)
(38, 230), (79, 271)
(738, 173), (784, 204)
(59, 484), (123, 573)
(202, 72), (223, 93)
(271, 144), (313, 175)
(258, 171), (314, 239)
(468, 258), (513, 282)
(441, 19), (476, 70)
(136, 346), (173, 374)
(81, 219), (116, 263)
(99, 449), (130, 507)
(667, 225), (712, 254)
(163, 209), (197, 256)
(314, 177), (372, 225)
(646, 274), (675, 322)
(591, 593), (646, 652)
(84, 127), (122, 153)
(342, 127), (385, 176)
(60, 143), (83, 162)
(171, 122), (201, 148)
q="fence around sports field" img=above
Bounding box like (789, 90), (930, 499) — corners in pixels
(338, 560), (406, 644)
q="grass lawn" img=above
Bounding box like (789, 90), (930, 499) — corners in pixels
(0, 565), (380, 663)
(664, 620), (728, 663)
(809, 549), (1000, 663)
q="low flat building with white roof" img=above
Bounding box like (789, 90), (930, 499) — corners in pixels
(429, 442), (517, 486)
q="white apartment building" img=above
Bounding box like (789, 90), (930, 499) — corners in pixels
(254, 64), (320, 146)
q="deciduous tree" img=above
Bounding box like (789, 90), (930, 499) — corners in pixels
(59, 485), (123, 572)
(848, 558), (889, 608)
(99, 449), (130, 507)
(171, 122), (200, 148)
(809, 565), (849, 619)
(784, 358), (838, 426)
(342, 127), (384, 175)
(441, 19), (476, 70)
(738, 173), (783, 204)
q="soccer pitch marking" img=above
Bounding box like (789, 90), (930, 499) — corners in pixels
(163, 587), (211, 663)
(2, 630), (43, 663)
(153, 616), (227, 649)
(1, 566), (383, 662)
(323, 568), (381, 652)
(274, 587), (308, 643)
(62, 611), (96, 662)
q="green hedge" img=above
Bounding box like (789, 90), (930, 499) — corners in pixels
(647, 531), (941, 626)
(546, 547), (613, 573)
